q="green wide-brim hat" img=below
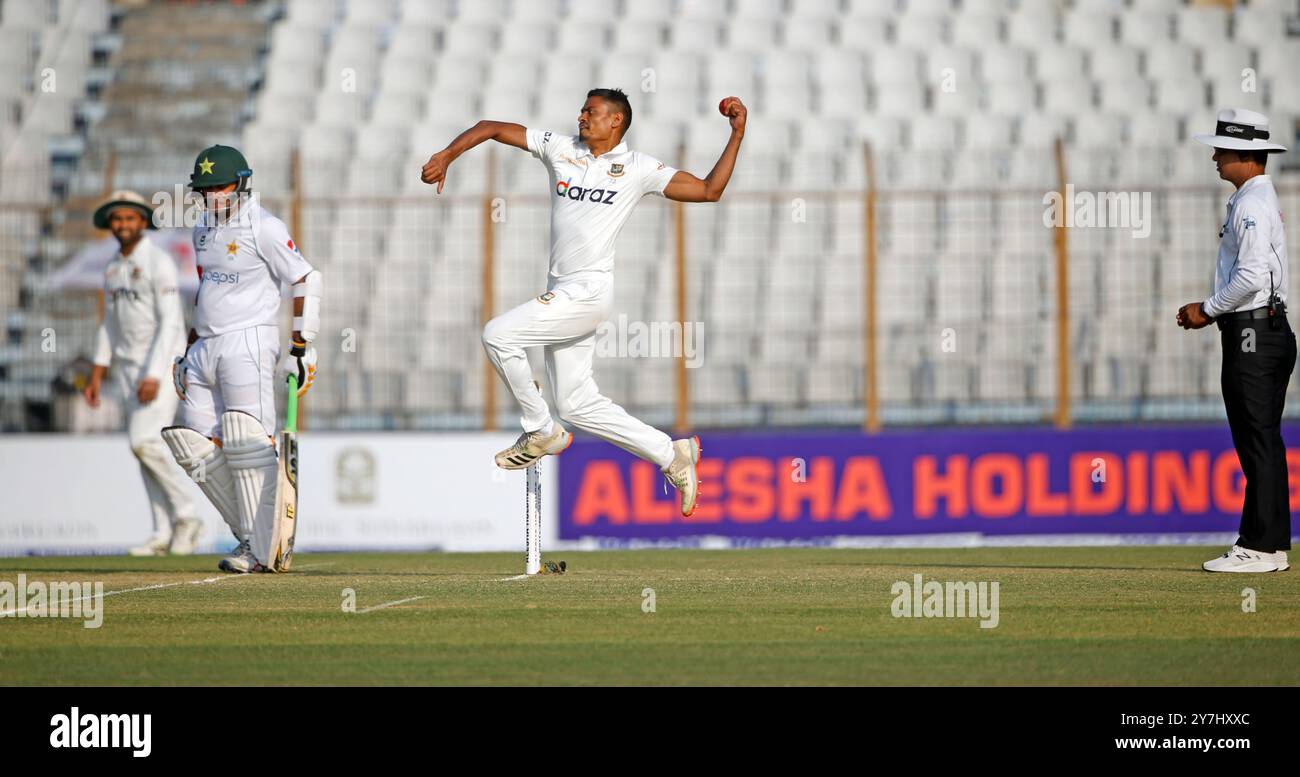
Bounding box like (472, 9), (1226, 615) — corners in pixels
(93, 190), (158, 230)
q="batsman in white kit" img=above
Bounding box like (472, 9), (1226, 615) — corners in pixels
(422, 89), (747, 517)
(162, 145), (321, 573)
(83, 190), (201, 556)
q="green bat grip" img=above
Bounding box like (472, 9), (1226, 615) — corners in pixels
(285, 373), (299, 434)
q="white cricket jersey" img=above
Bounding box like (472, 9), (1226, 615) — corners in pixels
(191, 195), (313, 337)
(1203, 174), (1289, 318)
(92, 234), (187, 381)
(526, 127), (678, 286)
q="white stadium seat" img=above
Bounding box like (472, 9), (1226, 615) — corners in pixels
(1144, 43), (1195, 83)
(345, 0), (396, 25)
(485, 58), (542, 91)
(387, 24), (439, 61)
(1176, 7), (1230, 49)
(381, 57), (435, 96)
(1199, 44), (1254, 84)
(1120, 13), (1173, 48)
(1072, 113), (1125, 147)
(894, 15), (949, 48)
(727, 18), (778, 50)
(868, 49), (923, 87)
(441, 22), (497, 55)
(398, 0), (451, 24)
(790, 0), (843, 20)
(839, 16), (891, 48)
(1061, 12), (1115, 49)
(1035, 46), (1086, 82)
(610, 22), (661, 51)
(1153, 78), (1207, 114)
(668, 19), (723, 51)
(1006, 11), (1059, 48)
(512, 0), (563, 21)
(950, 14), (1002, 49)
(734, 0), (785, 19)
(500, 22), (554, 54)
(559, 21), (609, 50)
(782, 19), (834, 51)
(980, 46), (1031, 82)
(924, 46), (978, 85)
(679, 0), (731, 20)
(1235, 10), (1290, 47)
(456, 0), (507, 22)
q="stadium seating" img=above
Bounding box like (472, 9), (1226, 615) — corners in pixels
(4, 0), (1300, 432)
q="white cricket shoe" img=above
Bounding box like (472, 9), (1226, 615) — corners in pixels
(662, 436), (701, 517)
(494, 423), (573, 470)
(1203, 546), (1291, 573)
(168, 518), (203, 555)
(218, 539), (267, 574)
(128, 535), (170, 556)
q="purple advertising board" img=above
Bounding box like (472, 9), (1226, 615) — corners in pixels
(557, 424), (1300, 540)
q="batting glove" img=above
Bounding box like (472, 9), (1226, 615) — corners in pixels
(278, 340), (317, 397)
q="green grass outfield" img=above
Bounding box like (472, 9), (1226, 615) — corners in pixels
(1, 547), (1297, 686)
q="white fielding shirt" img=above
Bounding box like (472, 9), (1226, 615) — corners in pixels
(192, 195), (314, 337)
(525, 128), (677, 286)
(1203, 174), (1289, 318)
(92, 234), (187, 381)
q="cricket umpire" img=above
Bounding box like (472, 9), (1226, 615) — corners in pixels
(1178, 108), (1293, 573)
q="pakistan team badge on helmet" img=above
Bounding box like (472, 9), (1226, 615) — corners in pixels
(189, 144), (253, 188)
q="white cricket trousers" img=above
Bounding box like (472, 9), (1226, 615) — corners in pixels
(180, 325), (280, 439)
(482, 275), (674, 469)
(113, 360), (197, 538)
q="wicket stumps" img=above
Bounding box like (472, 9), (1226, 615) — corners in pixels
(525, 460), (542, 575)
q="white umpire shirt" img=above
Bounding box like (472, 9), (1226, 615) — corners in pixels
(1203, 174), (1289, 318)
(92, 233), (187, 383)
(526, 127), (678, 287)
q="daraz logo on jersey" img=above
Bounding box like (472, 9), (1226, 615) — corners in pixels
(555, 177), (618, 204)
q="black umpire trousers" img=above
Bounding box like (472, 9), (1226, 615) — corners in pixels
(1219, 314), (1296, 552)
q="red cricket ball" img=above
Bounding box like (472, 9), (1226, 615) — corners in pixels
(719, 97), (734, 116)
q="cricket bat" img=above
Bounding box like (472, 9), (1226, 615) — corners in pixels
(271, 373), (300, 572)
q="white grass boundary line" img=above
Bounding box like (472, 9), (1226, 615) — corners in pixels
(0, 562), (335, 618)
(355, 595), (426, 614)
(498, 574), (532, 582)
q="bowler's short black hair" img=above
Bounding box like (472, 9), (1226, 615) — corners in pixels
(588, 88), (632, 136)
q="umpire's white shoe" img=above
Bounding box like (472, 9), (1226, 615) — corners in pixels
(1203, 546), (1291, 573)
(218, 540), (267, 574)
(128, 534), (170, 556)
(662, 436), (702, 517)
(168, 518), (203, 555)
(494, 423), (573, 470)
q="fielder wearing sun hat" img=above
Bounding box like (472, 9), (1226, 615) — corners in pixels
(92, 189), (158, 230)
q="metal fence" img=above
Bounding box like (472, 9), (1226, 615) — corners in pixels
(2, 147), (1299, 433)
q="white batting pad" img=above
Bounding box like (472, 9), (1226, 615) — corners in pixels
(161, 426), (240, 538)
(219, 411), (278, 565)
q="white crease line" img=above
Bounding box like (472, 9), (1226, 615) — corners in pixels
(355, 595), (426, 614)
(0, 561), (334, 618)
(0, 571), (249, 618)
(498, 574), (532, 581)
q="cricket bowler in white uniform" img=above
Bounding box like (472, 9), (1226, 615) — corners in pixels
(162, 145), (321, 573)
(84, 190), (200, 556)
(422, 89), (747, 516)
